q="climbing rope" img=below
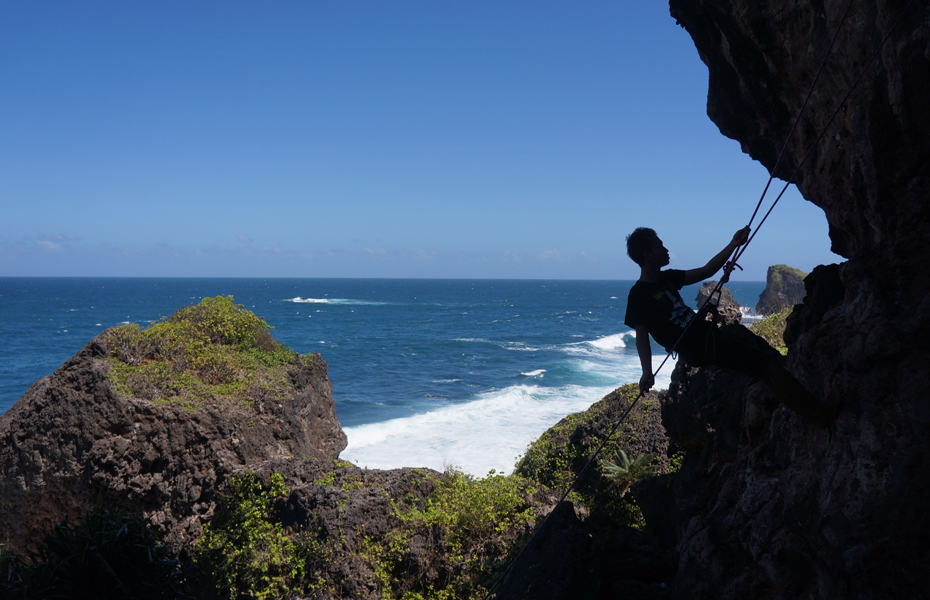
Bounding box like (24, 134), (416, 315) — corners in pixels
(483, 1), (920, 596)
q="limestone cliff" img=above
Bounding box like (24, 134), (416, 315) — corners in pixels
(660, 1), (930, 598)
(0, 330), (347, 554)
(497, 1), (930, 597)
(755, 264), (808, 315)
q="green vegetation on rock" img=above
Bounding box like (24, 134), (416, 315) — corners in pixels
(391, 468), (538, 599)
(749, 306), (793, 355)
(195, 472), (309, 600)
(105, 296), (302, 408)
(192, 467), (539, 600)
(515, 384), (668, 526)
(601, 449), (661, 498)
(768, 264), (807, 288)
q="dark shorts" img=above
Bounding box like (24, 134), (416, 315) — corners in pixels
(675, 322), (770, 380)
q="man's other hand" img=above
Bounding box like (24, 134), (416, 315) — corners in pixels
(639, 371), (654, 394)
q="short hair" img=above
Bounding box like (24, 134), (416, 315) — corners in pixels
(626, 227), (658, 266)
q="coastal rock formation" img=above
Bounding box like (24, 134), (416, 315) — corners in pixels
(662, 0), (930, 597)
(0, 330), (346, 554)
(501, 1), (930, 597)
(755, 264), (808, 315)
(497, 386), (678, 598)
(694, 281), (742, 325)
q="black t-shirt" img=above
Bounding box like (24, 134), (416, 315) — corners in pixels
(624, 270), (705, 352)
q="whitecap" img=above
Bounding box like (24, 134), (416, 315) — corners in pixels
(287, 297), (389, 306)
(585, 332), (630, 351)
(521, 369), (546, 377)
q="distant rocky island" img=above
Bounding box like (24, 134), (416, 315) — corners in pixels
(755, 264), (807, 315)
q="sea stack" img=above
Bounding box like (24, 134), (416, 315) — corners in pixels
(755, 264), (807, 316)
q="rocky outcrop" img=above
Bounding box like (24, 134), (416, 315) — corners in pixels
(502, 2), (930, 596)
(695, 281), (742, 325)
(0, 330), (346, 554)
(661, 1), (930, 598)
(755, 264), (808, 315)
(497, 386), (678, 598)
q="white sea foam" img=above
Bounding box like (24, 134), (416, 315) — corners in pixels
(585, 332), (630, 351)
(739, 306), (765, 325)
(341, 353), (673, 476)
(341, 383), (614, 476)
(562, 332), (635, 358)
(521, 369), (546, 377)
(287, 297), (389, 306)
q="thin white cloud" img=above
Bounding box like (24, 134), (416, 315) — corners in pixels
(37, 240), (62, 252)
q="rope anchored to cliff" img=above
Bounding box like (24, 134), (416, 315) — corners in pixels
(484, 0), (922, 596)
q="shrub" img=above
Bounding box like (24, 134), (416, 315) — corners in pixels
(383, 468), (539, 599)
(404, 468), (537, 548)
(194, 472), (305, 600)
(749, 306), (793, 355)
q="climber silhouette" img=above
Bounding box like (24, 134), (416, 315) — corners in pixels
(624, 226), (838, 427)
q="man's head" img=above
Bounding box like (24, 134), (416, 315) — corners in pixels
(626, 227), (668, 267)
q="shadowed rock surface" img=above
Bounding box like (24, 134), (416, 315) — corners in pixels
(0, 330), (347, 554)
(498, 1), (930, 597)
(755, 264), (808, 315)
(662, 0), (930, 598)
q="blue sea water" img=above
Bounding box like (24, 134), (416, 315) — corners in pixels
(0, 277), (765, 475)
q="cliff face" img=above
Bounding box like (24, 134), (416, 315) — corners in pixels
(0, 330), (347, 554)
(663, 1), (930, 598)
(755, 264), (808, 315)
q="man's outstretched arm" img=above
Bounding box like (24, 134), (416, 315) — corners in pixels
(682, 226), (750, 286)
(634, 325), (654, 393)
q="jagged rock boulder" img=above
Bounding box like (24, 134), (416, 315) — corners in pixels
(0, 330), (346, 554)
(695, 281), (742, 325)
(755, 264), (808, 315)
(664, 0), (930, 598)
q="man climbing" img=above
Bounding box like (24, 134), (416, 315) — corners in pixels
(624, 226), (838, 427)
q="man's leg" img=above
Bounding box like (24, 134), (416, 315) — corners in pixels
(695, 327), (840, 428)
(761, 357), (839, 428)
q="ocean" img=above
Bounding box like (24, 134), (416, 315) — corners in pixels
(0, 277), (766, 476)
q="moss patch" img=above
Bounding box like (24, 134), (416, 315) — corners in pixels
(104, 296), (300, 409)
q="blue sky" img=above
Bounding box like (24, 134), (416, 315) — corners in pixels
(0, 2), (837, 280)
